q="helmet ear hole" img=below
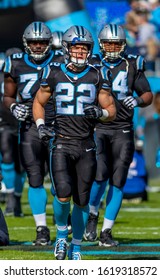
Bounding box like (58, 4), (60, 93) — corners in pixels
(23, 21), (52, 61)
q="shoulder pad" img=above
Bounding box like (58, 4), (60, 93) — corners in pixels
(90, 53), (101, 66)
(50, 61), (61, 67)
(127, 54), (145, 71)
(100, 66), (111, 81)
(54, 50), (63, 56)
(135, 55), (146, 71)
(126, 54), (138, 60)
(91, 54), (100, 59)
(10, 53), (23, 60)
(41, 64), (51, 80)
(53, 54), (64, 63)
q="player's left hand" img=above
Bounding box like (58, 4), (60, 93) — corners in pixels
(83, 105), (103, 119)
(123, 96), (138, 109)
(10, 103), (29, 121)
(37, 124), (55, 141)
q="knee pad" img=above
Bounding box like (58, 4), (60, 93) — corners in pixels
(111, 164), (130, 188)
(56, 181), (72, 198)
(73, 192), (90, 207)
(29, 174), (44, 188)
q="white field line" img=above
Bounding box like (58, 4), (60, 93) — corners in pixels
(116, 232), (159, 235)
(117, 227), (160, 229)
(9, 227), (56, 232)
(9, 226), (160, 234)
(23, 205), (160, 212)
(121, 207), (160, 212)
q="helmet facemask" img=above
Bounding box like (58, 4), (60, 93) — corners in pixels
(23, 39), (52, 61)
(62, 25), (94, 68)
(68, 44), (92, 68)
(63, 41), (93, 68)
(23, 22), (53, 61)
(98, 24), (126, 62)
(100, 40), (126, 62)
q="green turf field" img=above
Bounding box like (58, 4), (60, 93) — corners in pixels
(0, 178), (160, 260)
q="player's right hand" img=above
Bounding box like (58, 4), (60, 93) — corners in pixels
(10, 103), (29, 121)
(37, 124), (55, 141)
(83, 105), (103, 119)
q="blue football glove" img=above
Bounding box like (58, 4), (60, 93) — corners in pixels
(10, 103), (29, 121)
(37, 124), (55, 141)
(83, 105), (103, 119)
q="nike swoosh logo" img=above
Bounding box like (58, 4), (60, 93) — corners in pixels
(86, 148), (94, 152)
(123, 130), (130, 133)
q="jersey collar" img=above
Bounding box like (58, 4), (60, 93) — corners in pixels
(24, 51), (55, 69)
(60, 63), (91, 79)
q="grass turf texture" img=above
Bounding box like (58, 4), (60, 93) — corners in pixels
(0, 178), (160, 260)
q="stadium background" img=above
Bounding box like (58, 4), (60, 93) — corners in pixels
(0, 0), (159, 179)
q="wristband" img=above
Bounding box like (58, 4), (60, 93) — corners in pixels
(99, 109), (109, 121)
(36, 118), (45, 128)
(136, 97), (144, 107)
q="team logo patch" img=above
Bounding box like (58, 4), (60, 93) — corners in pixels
(72, 37), (81, 45)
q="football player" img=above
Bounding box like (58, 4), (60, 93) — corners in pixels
(51, 31), (64, 53)
(0, 48), (26, 217)
(33, 25), (116, 260)
(50, 30), (74, 233)
(3, 21), (63, 246)
(84, 24), (153, 246)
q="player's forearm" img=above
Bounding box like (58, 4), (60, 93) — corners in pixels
(138, 92), (153, 107)
(4, 76), (18, 108)
(3, 96), (16, 109)
(33, 97), (45, 125)
(105, 103), (116, 121)
(99, 91), (116, 122)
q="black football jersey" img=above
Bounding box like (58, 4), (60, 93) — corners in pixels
(90, 54), (151, 130)
(41, 62), (111, 139)
(3, 51), (64, 125)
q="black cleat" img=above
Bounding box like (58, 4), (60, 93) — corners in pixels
(32, 226), (51, 246)
(54, 238), (68, 260)
(84, 213), (99, 241)
(0, 192), (6, 204)
(4, 193), (15, 216)
(99, 229), (119, 247)
(3, 207), (14, 217)
(14, 195), (24, 217)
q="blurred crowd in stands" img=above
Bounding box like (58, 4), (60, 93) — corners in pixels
(125, 0), (160, 72)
